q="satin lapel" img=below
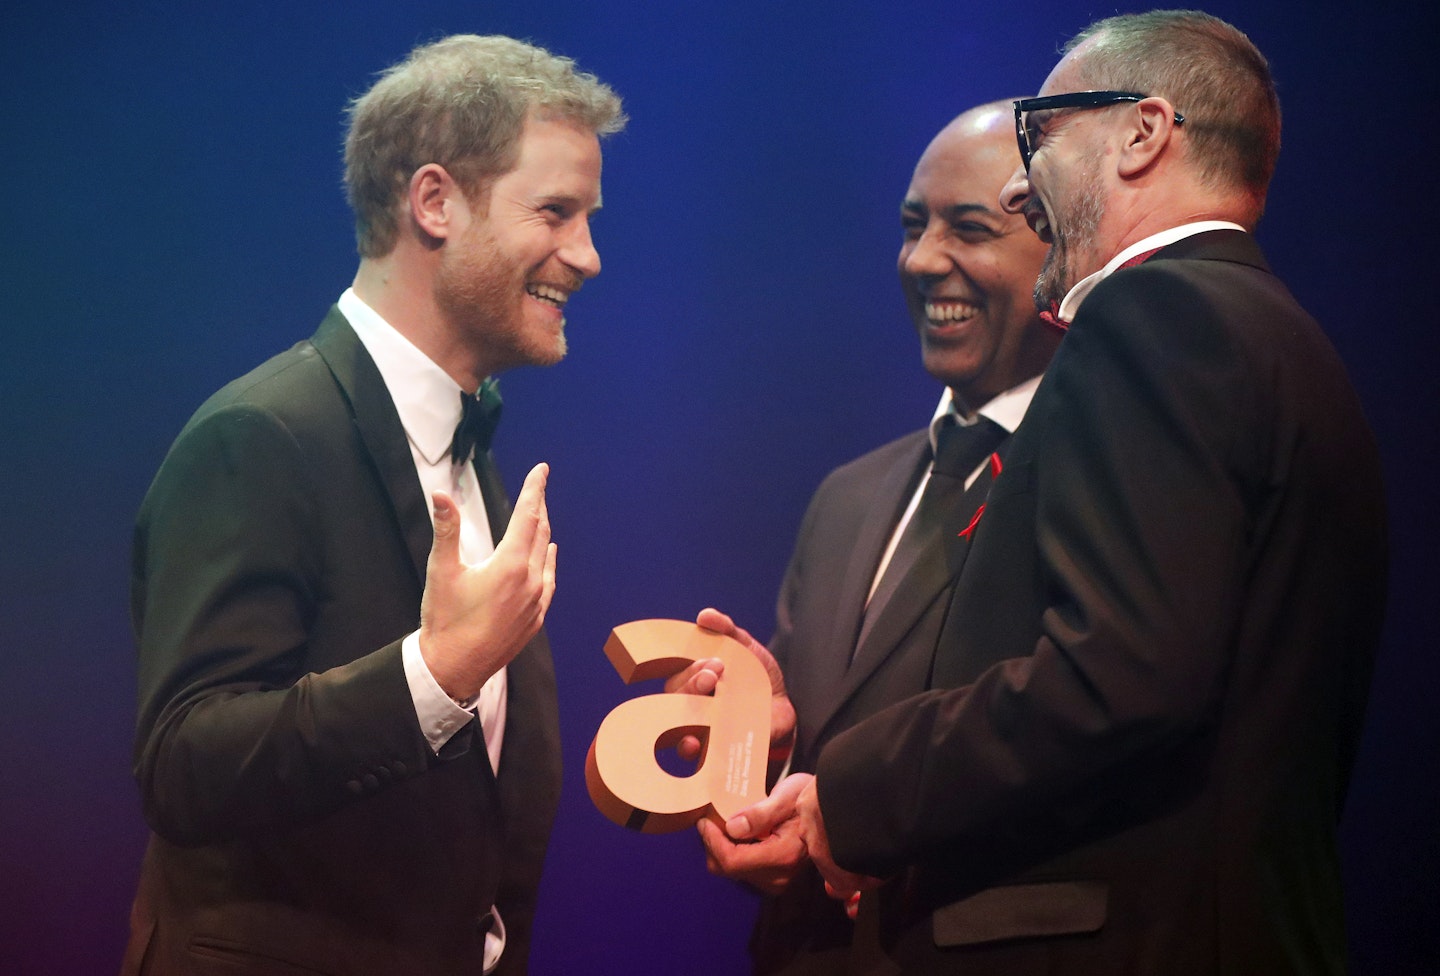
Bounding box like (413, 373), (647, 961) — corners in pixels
(310, 307), (432, 583)
(472, 450), (512, 545)
(827, 437), (1009, 737)
(800, 435), (929, 745)
(472, 444), (560, 806)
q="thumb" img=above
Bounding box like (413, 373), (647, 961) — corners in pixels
(727, 772), (810, 840)
(428, 491), (461, 573)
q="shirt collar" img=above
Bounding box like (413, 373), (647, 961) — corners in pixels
(1056, 220), (1246, 323)
(929, 374), (1044, 454)
(337, 288), (466, 466)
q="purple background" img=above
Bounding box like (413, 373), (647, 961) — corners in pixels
(2, 2), (1435, 973)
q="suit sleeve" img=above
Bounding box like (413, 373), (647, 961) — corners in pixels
(131, 401), (434, 846)
(817, 267), (1261, 877)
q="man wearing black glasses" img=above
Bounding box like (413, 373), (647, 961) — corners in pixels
(729, 10), (1388, 974)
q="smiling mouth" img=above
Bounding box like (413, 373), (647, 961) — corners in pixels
(1025, 206), (1054, 244)
(526, 283), (571, 309)
(924, 299), (980, 325)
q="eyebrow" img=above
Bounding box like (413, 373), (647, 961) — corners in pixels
(902, 199), (999, 220)
(536, 191), (603, 213)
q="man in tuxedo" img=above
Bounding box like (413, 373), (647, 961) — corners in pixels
(682, 101), (1060, 973)
(726, 10), (1388, 975)
(124, 36), (624, 975)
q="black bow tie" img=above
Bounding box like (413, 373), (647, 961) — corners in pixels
(449, 378), (503, 464)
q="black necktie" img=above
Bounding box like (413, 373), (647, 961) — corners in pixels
(861, 416), (1007, 634)
(864, 420), (1002, 604)
(929, 416), (1007, 486)
(899, 415), (1009, 571)
(449, 377), (503, 465)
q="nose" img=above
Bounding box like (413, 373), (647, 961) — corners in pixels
(999, 164), (1031, 215)
(900, 226), (950, 279)
(560, 216), (601, 279)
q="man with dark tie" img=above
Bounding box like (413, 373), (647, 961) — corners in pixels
(123, 35), (624, 975)
(677, 100), (1060, 973)
(723, 10), (1388, 975)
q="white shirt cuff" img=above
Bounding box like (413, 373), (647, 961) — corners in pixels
(401, 631), (479, 754)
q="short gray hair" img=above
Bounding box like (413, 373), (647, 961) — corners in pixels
(1067, 10), (1280, 224)
(344, 34), (626, 257)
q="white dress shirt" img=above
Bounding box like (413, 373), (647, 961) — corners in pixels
(868, 377), (1043, 603)
(337, 288), (509, 972)
(1054, 220), (1246, 323)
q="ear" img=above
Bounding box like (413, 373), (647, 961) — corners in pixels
(1117, 97), (1181, 179)
(407, 163), (462, 242)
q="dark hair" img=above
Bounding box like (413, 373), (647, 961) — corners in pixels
(1068, 10), (1280, 222)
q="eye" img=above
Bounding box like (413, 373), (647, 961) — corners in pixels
(1024, 110), (1058, 151)
(952, 221), (997, 243)
(900, 213), (926, 240)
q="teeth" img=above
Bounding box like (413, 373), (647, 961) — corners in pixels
(925, 301), (979, 323)
(527, 284), (568, 307)
(1034, 214), (1050, 238)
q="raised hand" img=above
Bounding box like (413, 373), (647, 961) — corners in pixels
(419, 462), (558, 701)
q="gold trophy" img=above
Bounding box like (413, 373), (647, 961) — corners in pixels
(586, 619), (771, 833)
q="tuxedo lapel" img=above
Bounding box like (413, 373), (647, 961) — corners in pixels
(840, 454), (1002, 676)
(472, 450), (512, 545)
(310, 306), (432, 583)
(806, 434), (927, 742)
(817, 434), (1009, 743)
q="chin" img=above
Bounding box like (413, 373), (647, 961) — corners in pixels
(923, 361), (982, 392)
(531, 336), (567, 368)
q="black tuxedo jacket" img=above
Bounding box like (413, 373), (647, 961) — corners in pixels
(123, 308), (561, 976)
(816, 231), (1388, 974)
(754, 420), (1006, 973)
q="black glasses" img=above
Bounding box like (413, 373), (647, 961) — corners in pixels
(1013, 90), (1184, 172)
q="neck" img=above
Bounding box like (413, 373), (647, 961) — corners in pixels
(352, 251), (485, 393)
(950, 327), (1061, 419)
(1099, 177), (1252, 263)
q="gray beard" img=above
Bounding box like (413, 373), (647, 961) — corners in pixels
(1033, 159), (1107, 313)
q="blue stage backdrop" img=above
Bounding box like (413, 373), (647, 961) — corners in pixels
(2, 2), (1434, 973)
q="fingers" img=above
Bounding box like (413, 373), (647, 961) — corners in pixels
(662, 662), (711, 759)
(495, 464), (556, 623)
(499, 463), (549, 558)
(822, 883), (865, 920)
(539, 542), (558, 614)
(662, 657), (724, 695)
(696, 607), (736, 634)
(793, 777), (883, 900)
(528, 465), (552, 573)
(674, 733), (704, 763)
(726, 772), (810, 841)
(698, 607), (762, 654)
(697, 815), (807, 895)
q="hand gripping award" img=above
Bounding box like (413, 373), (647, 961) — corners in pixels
(586, 619), (773, 833)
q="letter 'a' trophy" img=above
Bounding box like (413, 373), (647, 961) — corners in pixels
(586, 619), (771, 833)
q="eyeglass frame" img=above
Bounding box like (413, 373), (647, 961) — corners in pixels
(1013, 90), (1184, 172)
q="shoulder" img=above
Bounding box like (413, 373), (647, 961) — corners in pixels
(1084, 232), (1298, 336)
(173, 339), (354, 452)
(810, 428), (928, 500)
(826, 428), (929, 482)
(145, 339), (354, 505)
